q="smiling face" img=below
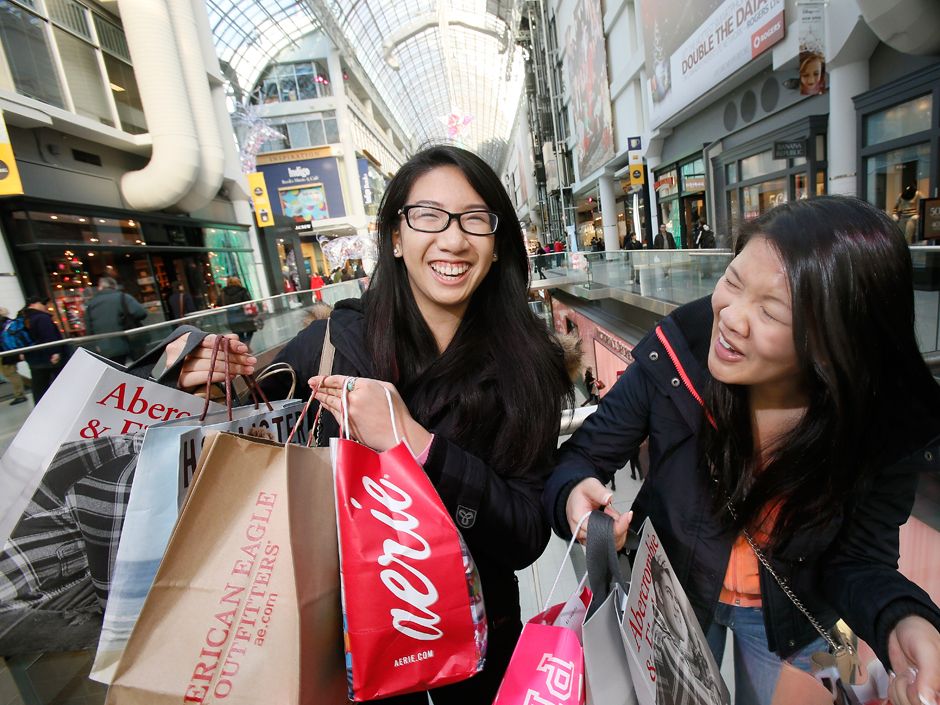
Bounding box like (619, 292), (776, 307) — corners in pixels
(800, 57), (822, 92)
(708, 236), (805, 405)
(392, 165), (496, 328)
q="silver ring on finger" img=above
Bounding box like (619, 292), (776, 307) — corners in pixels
(345, 376), (358, 393)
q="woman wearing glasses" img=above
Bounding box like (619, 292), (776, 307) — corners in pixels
(170, 145), (573, 703)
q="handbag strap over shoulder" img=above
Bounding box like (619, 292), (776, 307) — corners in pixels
(727, 502), (844, 656)
(312, 320), (334, 445)
(318, 320), (334, 377)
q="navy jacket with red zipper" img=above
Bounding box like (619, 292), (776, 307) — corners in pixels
(543, 295), (940, 668)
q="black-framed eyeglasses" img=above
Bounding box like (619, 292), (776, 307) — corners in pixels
(398, 205), (499, 236)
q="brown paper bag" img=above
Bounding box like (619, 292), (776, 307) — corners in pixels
(106, 431), (346, 705)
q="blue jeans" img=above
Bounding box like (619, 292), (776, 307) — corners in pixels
(706, 602), (827, 705)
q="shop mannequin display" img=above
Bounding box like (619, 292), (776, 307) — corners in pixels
(893, 184), (923, 244)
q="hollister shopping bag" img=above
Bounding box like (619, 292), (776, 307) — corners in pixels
(333, 388), (486, 701)
(0, 326), (221, 545)
(107, 430), (346, 705)
(493, 517), (590, 705)
(90, 397), (307, 683)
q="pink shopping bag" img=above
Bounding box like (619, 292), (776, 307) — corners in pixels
(494, 513), (598, 705)
(493, 588), (590, 705)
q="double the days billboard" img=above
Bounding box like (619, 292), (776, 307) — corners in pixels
(642, 0), (785, 128)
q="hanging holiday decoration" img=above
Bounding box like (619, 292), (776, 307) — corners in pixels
(319, 233), (377, 271)
(440, 110), (474, 145)
(231, 98), (286, 174)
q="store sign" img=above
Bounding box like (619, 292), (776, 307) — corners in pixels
(654, 176), (676, 191)
(773, 140), (806, 159)
(256, 156), (347, 221)
(642, 0), (785, 128)
(684, 175), (706, 191)
(246, 172), (272, 227)
(629, 150), (645, 187)
(256, 146), (333, 165)
(0, 111), (24, 196)
(595, 330), (633, 362)
(923, 198), (940, 240)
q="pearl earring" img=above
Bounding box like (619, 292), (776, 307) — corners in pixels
(492, 252), (498, 261)
(393, 246), (401, 257)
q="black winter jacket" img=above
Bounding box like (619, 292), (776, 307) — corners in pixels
(544, 296), (940, 668)
(260, 299), (551, 632)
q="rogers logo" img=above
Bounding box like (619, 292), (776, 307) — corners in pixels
(751, 13), (784, 56)
(351, 475), (443, 641)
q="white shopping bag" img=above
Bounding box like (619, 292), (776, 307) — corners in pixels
(0, 328), (221, 545)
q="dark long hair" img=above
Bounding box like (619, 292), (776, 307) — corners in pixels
(703, 195), (940, 550)
(364, 145), (572, 476)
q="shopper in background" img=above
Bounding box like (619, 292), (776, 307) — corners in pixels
(167, 145), (574, 703)
(85, 277), (147, 364)
(544, 196), (940, 705)
(168, 282), (197, 319)
(654, 222), (677, 249)
(0, 306), (28, 405)
(21, 297), (65, 403)
(220, 276), (256, 345)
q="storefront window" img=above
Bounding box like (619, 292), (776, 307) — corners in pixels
(865, 143), (930, 243)
(205, 228), (258, 297)
(740, 150), (787, 181)
(793, 173), (808, 201)
(26, 212), (144, 245)
(654, 168), (679, 198)
(742, 178), (787, 220)
(681, 158), (706, 193)
(864, 95), (932, 146)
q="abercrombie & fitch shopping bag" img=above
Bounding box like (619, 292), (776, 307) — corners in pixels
(332, 387), (486, 701)
(0, 326), (220, 545)
(107, 430), (347, 705)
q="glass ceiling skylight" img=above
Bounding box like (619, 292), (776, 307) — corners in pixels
(206, 0), (524, 166)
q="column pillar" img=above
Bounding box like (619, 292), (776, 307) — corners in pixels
(827, 60), (868, 196)
(598, 173), (620, 251)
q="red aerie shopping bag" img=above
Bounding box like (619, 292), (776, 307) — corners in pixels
(332, 387), (486, 701)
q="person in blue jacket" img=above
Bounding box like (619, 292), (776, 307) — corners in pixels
(21, 296), (66, 403)
(166, 145), (574, 704)
(543, 196), (940, 705)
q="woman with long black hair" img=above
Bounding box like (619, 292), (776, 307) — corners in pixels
(544, 195), (940, 705)
(172, 145), (573, 703)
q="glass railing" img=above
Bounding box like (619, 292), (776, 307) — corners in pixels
(530, 247), (940, 356)
(0, 280), (366, 452)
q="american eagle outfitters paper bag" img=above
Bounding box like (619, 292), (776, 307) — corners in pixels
(106, 431), (346, 705)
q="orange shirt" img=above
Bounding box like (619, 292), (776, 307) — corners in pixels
(719, 504), (779, 608)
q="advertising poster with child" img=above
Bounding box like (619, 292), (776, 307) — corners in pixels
(798, 3), (827, 95)
(624, 519), (729, 705)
